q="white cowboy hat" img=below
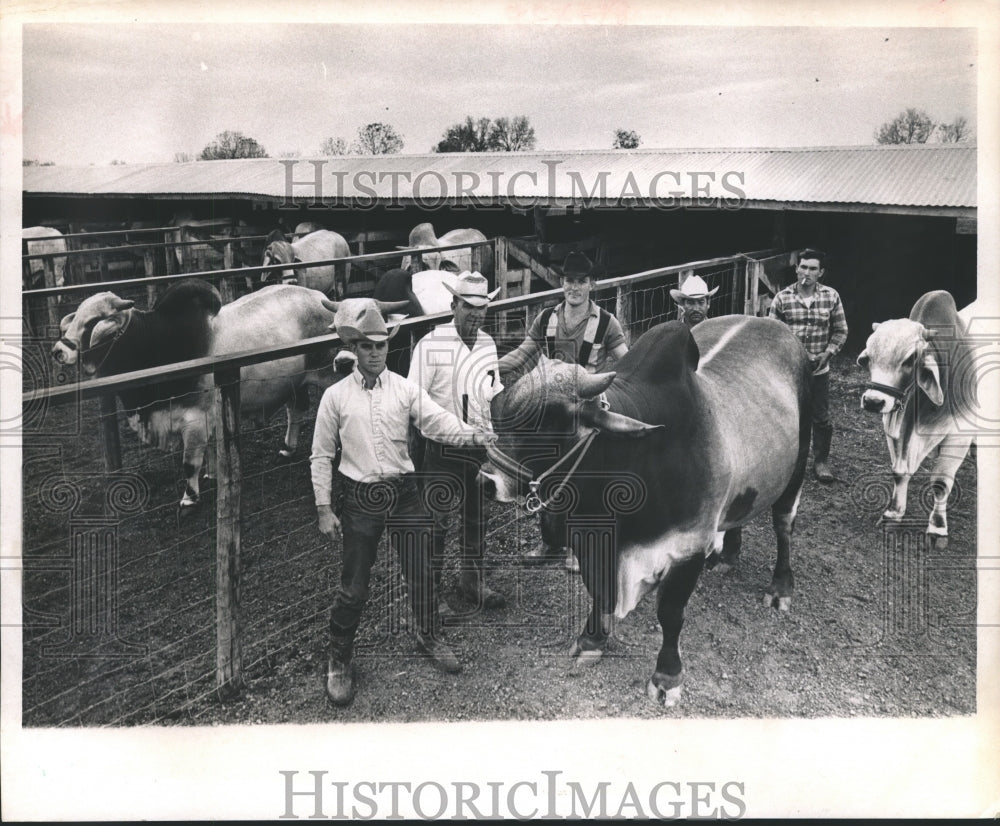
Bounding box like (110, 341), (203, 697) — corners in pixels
(670, 275), (719, 302)
(441, 271), (501, 308)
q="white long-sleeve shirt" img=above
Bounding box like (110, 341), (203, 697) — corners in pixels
(310, 367), (478, 505)
(408, 322), (504, 431)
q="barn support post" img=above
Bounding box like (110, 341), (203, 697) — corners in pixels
(99, 396), (122, 472)
(615, 283), (634, 347)
(42, 256), (60, 331)
(214, 368), (244, 700)
(98, 250), (109, 284)
(220, 242), (235, 304)
(144, 248), (158, 309)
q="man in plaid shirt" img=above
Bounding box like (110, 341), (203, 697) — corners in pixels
(769, 249), (849, 482)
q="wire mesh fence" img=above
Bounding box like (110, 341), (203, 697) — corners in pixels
(20, 248), (767, 725)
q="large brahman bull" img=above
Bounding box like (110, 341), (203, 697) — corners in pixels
(261, 228), (351, 298)
(857, 290), (980, 548)
(51, 283), (405, 507)
(23, 226), (68, 289)
(399, 223), (491, 277)
(479, 316), (812, 706)
(373, 268), (460, 318)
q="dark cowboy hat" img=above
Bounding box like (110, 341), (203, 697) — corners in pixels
(555, 251), (605, 280)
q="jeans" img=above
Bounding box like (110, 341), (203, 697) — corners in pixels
(811, 371), (831, 428)
(420, 440), (488, 572)
(329, 473), (436, 640)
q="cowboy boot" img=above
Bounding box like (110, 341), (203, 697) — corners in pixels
(812, 423), (835, 483)
(415, 632), (463, 673)
(325, 628), (357, 706)
(458, 562), (506, 610)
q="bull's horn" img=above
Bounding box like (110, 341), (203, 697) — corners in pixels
(577, 371), (616, 399)
(583, 404), (663, 437)
(110, 296), (134, 311)
(59, 312), (76, 334)
(922, 327), (939, 340)
(871, 322), (881, 331)
(375, 299), (412, 315)
(321, 298), (340, 312)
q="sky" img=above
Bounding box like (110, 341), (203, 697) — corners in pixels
(20, 23), (977, 165)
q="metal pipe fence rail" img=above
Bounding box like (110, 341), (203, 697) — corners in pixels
(21, 234), (503, 336)
(20, 251), (776, 725)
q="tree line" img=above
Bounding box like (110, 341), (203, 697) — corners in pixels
(25, 108), (971, 166)
(166, 118), (645, 161)
(874, 108), (973, 144)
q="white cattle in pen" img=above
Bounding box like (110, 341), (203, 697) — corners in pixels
(23, 226), (67, 288)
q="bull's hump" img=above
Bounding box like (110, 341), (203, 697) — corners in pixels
(911, 290), (960, 326)
(616, 321), (697, 382)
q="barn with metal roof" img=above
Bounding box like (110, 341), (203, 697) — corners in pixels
(23, 143), (977, 346)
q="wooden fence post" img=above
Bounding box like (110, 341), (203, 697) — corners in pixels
(99, 396), (122, 472)
(219, 242), (235, 304)
(495, 237), (509, 337)
(215, 368), (244, 700)
(98, 250), (109, 284)
(164, 229), (177, 275)
(42, 256), (60, 331)
(68, 223), (85, 286)
(144, 248), (158, 309)
(615, 283), (634, 347)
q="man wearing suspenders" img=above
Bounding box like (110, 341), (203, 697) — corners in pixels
(500, 251), (629, 571)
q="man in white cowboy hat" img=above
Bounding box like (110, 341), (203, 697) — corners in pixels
(408, 271), (507, 613)
(670, 274), (719, 328)
(310, 301), (497, 706)
(500, 251), (629, 572)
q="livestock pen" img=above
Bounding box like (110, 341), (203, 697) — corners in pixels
(19, 246), (977, 725)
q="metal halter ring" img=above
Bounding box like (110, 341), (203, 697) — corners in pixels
(524, 481), (543, 514)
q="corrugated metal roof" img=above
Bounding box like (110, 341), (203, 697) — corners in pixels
(23, 144), (976, 210)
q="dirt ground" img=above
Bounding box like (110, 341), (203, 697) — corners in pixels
(21, 352), (977, 726)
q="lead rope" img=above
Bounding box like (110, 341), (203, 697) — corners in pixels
(524, 427), (600, 514)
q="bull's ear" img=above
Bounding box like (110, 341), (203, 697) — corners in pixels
(922, 327), (939, 340)
(856, 350), (869, 369)
(872, 322), (881, 331)
(59, 312), (76, 334)
(581, 403), (663, 437)
(917, 350), (944, 406)
(265, 229), (285, 244)
(91, 317), (122, 346)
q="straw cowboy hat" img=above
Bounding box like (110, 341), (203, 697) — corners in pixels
(670, 275), (719, 302)
(331, 301), (400, 343)
(441, 271), (501, 308)
(556, 251), (605, 280)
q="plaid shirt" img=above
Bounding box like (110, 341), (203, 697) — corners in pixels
(768, 283), (848, 369)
